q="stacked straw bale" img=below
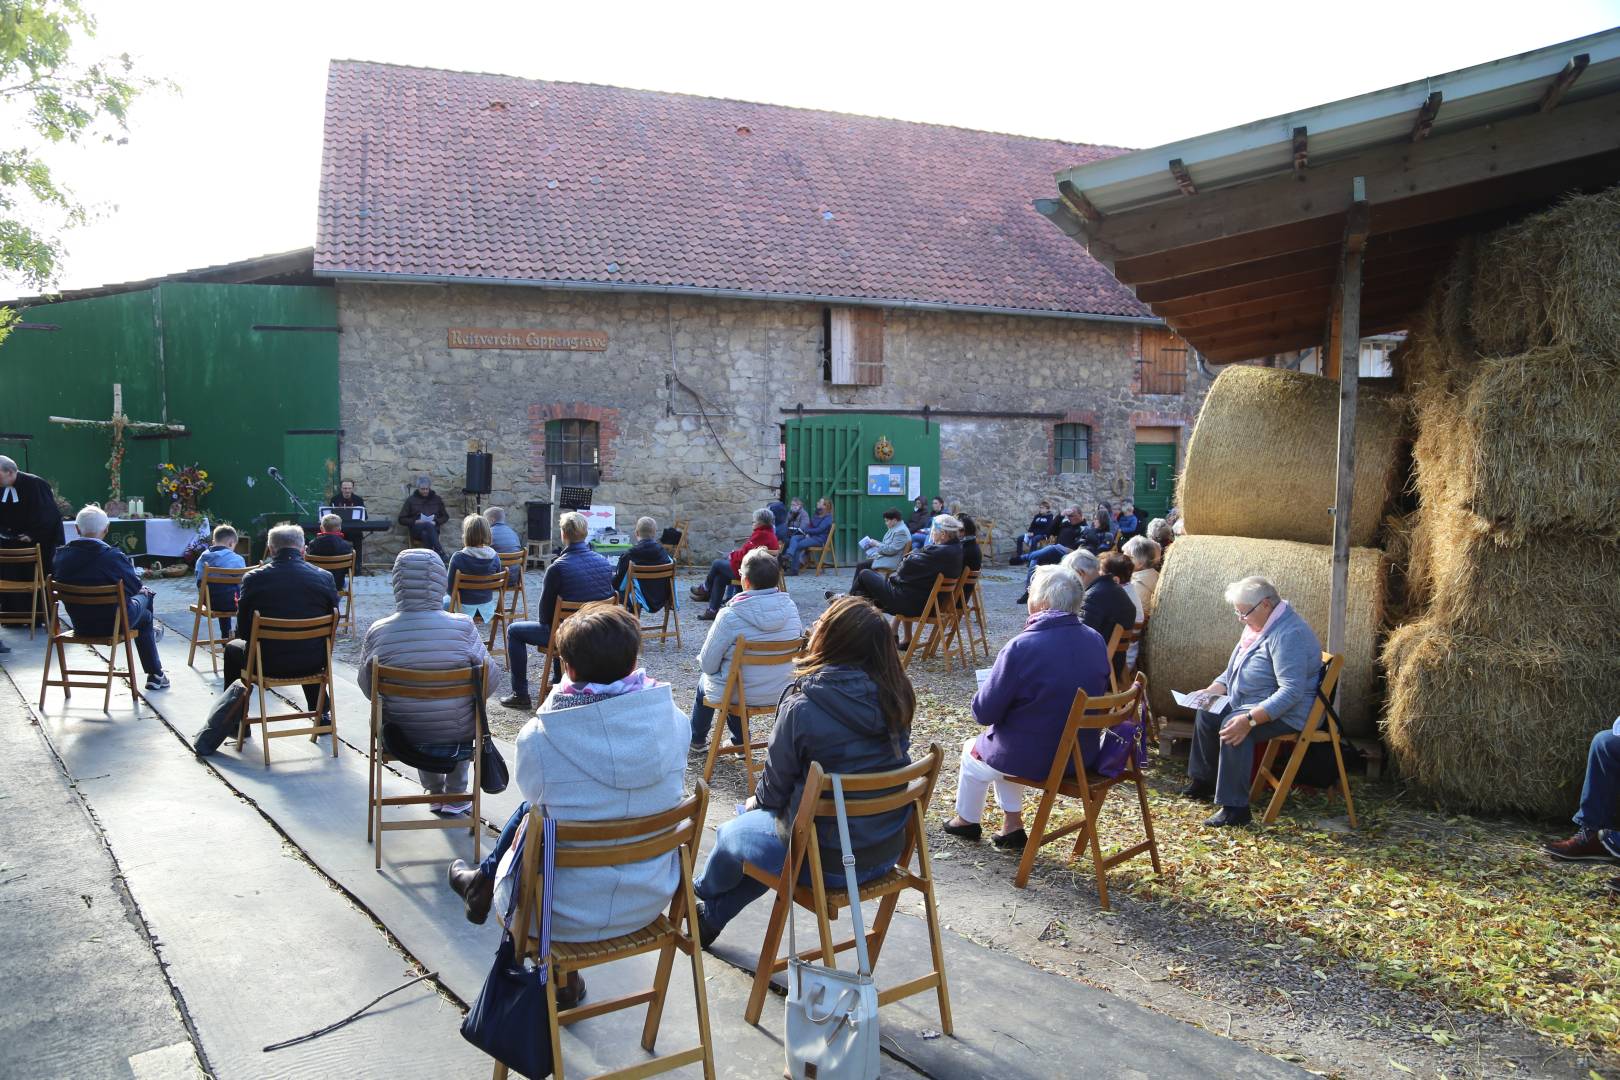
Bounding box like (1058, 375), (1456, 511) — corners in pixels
(1180, 366), (1409, 546)
(1144, 535), (1386, 738)
(1381, 186), (1620, 816)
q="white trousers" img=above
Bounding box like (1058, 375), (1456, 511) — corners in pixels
(953, 737), (1027, 823)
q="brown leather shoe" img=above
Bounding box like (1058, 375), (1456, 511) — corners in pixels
(447, 859), (494, 924)
(1544, 831), (1618, 863)
(556, 970), (586, 1009)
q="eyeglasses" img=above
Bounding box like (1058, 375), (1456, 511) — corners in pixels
(1234, 601), (1265, 621)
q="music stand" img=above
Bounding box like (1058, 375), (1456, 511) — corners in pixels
(559, 486), (593, 511)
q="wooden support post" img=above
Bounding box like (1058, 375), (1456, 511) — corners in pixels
(1328, 178), (1369, 669)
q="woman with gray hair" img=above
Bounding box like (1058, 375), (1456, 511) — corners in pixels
(689, 508), (781, 620)
(1122, 535), (1161, 618)
(1181, 575), (1324, 827)
(943, 566), (1112, 848)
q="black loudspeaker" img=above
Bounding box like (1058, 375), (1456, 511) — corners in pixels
(465, 452), (493, 494)
(526, 500), (552, 543)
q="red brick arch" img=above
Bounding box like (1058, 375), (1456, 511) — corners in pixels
(528, 403), (623, 483)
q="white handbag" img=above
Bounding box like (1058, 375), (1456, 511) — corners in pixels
(785, 774), (881, 1080)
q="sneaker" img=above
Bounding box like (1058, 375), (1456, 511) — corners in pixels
(498, 693), (533, 711)
(1544, 830), (1617, 863)
(433, 801), (473, 817)
(823, 590), (838, 601)
(1204, 806), (1252, 827)
(1602, 829), (1620, 862)
(145, 672), (171, 691)
(689, 738), (709, 754)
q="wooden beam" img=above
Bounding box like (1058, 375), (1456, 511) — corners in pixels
(1539, 53), (1589, 113)
(1167, 261), (1445, 329)
(1292, 126), (1308, 173)
(1084, 90), (1620, 261)
(1056, 179), (1102, 223)
(1328, 183), (1368, 680)
(1198, 310), (1409, 365)
(1410, 91), (1443, 143)
(1169, 158), (1198, 196)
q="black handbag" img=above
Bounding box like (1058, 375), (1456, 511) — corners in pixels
(475, 681), (509, 794)
(193, 680), (249, 757)
(461, 815), (556, 1077)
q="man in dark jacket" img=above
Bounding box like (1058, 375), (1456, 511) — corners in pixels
(1013, 505), (1084, 601)
(500, 512), (615, 709)
(1012, 499), (1056, 562)
(329, 478), (368, 569)
(224, 524), (340, 713)
(1064, 548), (1136, 660)
(397, 474), (449, 560)
(613, 516), (673, 613)
(51, 505), (168, 688)
(844, 514), (965, 625)
(0, 456), (65, 634)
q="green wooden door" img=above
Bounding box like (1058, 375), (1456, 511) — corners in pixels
(1133, 441), (1177, 521)
(283, 432), (338, 516)
(783, 415), (939, 563)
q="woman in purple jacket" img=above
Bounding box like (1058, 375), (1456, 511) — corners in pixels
(943, 565), (1111, 849)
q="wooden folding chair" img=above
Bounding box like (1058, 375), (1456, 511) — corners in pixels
(807, 516), (836, 576)
(449, 569), (511, 665)
(699, 635), (802, 791)
(235, 613), (339, 766)
(661, 518), (691, 566)
(534, 599), (589, 702)
(500, 786), (716, 1080)
(941, 568), (990, 661)
(1249, 652), (1356, 827)
(498, 549), (530, 620)
(367, 663), (485, 869)
(978, 519), (996, 560)
(1006, 674), (1162, 908)
(306, 552), (357, 635)
(625, 561), (681, 647)
(187, 563), (254, 673)
(39, 580), (141, 714)
(1105, 621), (1147, 694)
(0, 544), (46, 638)
(897, 574), (964, 672)
(741, 744), (952, 1033)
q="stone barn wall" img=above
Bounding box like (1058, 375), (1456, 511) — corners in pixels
(336, 281), (1213, 564)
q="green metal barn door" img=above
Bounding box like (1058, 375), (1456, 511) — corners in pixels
(281, 432), (337, 516)
(1133, 440), (1177, 522)
(783, 419), (864, 563)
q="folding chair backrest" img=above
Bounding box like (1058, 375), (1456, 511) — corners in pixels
(543, 786), (709, 869)
(248, 613), (338, 644)
(0, 545), (43, 574)
(1045, 675), (1146, 785)
(788, 745), (945, 873)
(497, 550), (525, 572)
(1107, 622), (1144, 691)
(1305, 652), (1345, 735)
(306, 552), (354, 576)
(371, 662), (484, 737)
(718, 635), (801, 710)
(920, 574), (957, 618)
(449, 570), (509, 608)
(47, 580), (132, 644)
(628, 561), (676, 584)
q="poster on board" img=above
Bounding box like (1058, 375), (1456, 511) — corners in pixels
(907, 467), (921, 501)
(867, 465), (905, 496)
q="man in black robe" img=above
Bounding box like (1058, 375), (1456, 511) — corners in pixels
(0, 456), (65, 636)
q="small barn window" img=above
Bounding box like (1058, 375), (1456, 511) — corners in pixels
(1053, 423), (1091, 474)
(1139, 327), (1188, 395)
(825, 306), (885, 386)
(545, 419), (600, 486)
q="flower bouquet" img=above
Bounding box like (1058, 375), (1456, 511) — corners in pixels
(157, 463), (214, 529)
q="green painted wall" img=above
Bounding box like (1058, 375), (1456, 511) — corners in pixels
(0, 282), (338, 532)
(783, 415), (940, 562)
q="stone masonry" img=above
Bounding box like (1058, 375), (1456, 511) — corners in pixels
(336, 282), (1214, 564)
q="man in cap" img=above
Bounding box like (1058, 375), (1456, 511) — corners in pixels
(397, 474), (449, 561)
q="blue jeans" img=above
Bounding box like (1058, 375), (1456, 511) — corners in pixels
(480, 801), (529, 879)
(1576, 730), (1620, 831)
(702, 559), (734, 613)
(408, 521), (445, 559)
(1021, 544), (1071, 588)
(127, 593), (162, 675)
(782, 535), (815, 571)
(689, 686), (741, 746)
(505, 621), (551, 699)
(693, 809), (897, 932)
(910, 531), (928, 550)
(1188, 707), (1295, 808)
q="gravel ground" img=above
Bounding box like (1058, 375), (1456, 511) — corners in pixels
(146, 557), (1615, 1079)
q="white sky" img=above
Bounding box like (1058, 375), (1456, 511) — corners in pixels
(14, 0), (1620, 293)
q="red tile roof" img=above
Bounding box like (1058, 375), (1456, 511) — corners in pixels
(316, 61), (1151, 320)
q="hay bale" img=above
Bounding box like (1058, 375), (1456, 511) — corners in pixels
(1381, 619), (1620, 817)
(1468, 186), (1620, 359)
(1381, 510), (1432, 624)
(1143, 535), (1386, 737)
(1398, 237), (1479, 396)
(1180, 366), (1408, 547)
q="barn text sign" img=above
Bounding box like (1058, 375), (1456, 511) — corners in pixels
(447, 327), (609, 351)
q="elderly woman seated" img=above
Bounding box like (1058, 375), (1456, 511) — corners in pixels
(1180, 575), (1323, 827)
(943, 566), (1111, 848)
(690, 508), (780, 620)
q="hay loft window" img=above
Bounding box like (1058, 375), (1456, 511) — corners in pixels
(823, 306), (885, 386)
(1053, 423), (1091, 474)
(545, 419), (600, 486)
(1139, 327), (1188, 395)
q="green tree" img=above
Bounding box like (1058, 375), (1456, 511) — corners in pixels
(1, 0), (160, 340)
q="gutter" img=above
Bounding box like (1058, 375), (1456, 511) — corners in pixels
(317, 269), (1164, 327)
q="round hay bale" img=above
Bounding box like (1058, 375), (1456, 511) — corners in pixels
(1180, 366), (1408, 547)
(1468, 185), (1620, 360)
(1381, 618), (1620, 817)
(1142, 534), (1386, 737)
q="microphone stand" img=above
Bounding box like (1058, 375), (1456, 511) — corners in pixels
(269, 469), (315, 522)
